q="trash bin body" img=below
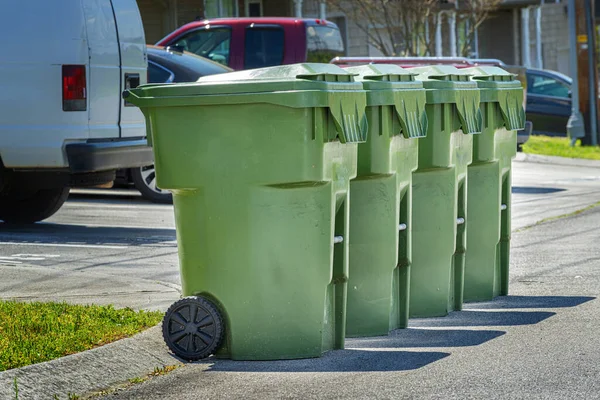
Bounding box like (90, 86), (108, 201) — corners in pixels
(408, 66), (481, 318)
(461, 67), (524, 302)
(344, 65), (427, 336)
(125, 64), (367, 360)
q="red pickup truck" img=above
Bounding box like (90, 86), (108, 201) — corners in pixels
(157, 17), (345, 70)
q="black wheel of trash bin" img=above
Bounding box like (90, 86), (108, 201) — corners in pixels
(162, 296), (224, 361)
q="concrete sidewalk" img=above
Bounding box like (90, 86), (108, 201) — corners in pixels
(515, 152), (600, 169)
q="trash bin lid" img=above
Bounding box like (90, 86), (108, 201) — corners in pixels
(409, 65), (481, 134)
(130, 63), (361, 98)
(462, 66), (525, 131)
(345, 64), (427, 139)
(124, 63), (368, 143)
(409, 65), (476, 88)
(344, 64), (421, 90)
(462, 66), (521, 88)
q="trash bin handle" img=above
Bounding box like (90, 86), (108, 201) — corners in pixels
(327, 93), (369, 143)
(497, 89), (526, 131)
(123, 90), (147, 106)
(455, 92), (483, 135)
(392, 92), (428, 139)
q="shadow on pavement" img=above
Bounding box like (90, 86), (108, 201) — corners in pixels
(346, 329), (505, 349)
(464, 295), (596, 310)
(0, 222), (176, 246)
(512, 186), (567, 194)
(410, 310), (555, 328)
(206, 349), (450, 372)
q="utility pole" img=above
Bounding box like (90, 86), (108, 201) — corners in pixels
(567, 0), (585, 143)
(574, 0), (599, 145)
(584, 0), (598, 146)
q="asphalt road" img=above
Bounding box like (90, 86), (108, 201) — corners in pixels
(1, 158), (600, 399)
(0, 189), (180, 311)
(98, 161), (600, 400)
(1, 159), (600, 312)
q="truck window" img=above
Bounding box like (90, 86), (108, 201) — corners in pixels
(172, 27), (231, 66)
(306, 25), (344, 63)
(245, 27), (284, 69)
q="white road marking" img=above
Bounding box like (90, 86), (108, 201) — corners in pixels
(0, 242), (128, 249)
(12, 254), (60, 258)
(40, 221), (175, 230)
(0, 254), (61, 261)
(63, 201), (170, 211)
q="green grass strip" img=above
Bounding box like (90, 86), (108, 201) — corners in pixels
(523, 135), (600, 160)
(0, 301), (162, 372)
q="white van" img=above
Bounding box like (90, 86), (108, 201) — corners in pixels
(0, 0), (153, 223)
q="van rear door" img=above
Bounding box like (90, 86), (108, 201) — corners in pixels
(110, 0), (147, 138)
(81, 0), (121, 139)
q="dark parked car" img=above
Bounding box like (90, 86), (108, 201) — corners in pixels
(525, 68), (572, 137)
(117, 45), (232, 203)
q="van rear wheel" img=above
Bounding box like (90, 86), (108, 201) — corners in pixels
(0, 186), (70, 224)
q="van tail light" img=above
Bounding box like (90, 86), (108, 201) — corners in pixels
(62, 65), (87, 111)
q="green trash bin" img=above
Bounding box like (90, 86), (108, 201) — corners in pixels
(343, 65), (427, 337)
(408, 65), (482, 318)
(461, 66), (525, 302)
(124, 64), (368, 361)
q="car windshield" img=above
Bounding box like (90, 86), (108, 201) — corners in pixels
(306, 24), (344, 63)
(170, 27), (231, 65)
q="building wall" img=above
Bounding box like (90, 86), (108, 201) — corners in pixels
(472, 2), (568, 74)
(516, 2), (569, 73)
(137, 0), (205, 44)
(177, 0), (204, 25)
(263, 0), (291, 16)
(540, 3), (569, 74)
(478, 9), (519, 64)
(137, 0), (172, 44)
(304, 0), (369, 56)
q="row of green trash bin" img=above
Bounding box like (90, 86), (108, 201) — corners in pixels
(124, 62), (525, 362)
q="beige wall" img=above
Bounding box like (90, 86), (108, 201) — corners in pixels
(262, 0), (291, 16)
(177, 0), (204, 25)
(137, 0), (205, 44)
(137, 0), (171, 44)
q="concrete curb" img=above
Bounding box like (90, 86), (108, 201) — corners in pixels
(515, 152), (600, 168)
(0, 325), (178, 400)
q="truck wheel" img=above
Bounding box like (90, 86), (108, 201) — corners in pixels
(0, 187), (70, 224)
(131, 165), (172, 204)
(162, 296), (224, 361)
